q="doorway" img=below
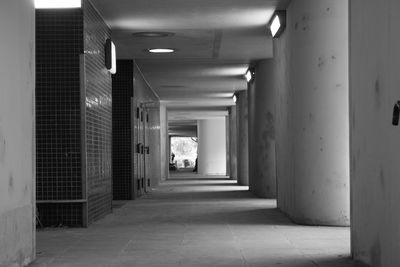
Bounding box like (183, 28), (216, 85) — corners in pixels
(169, 137), (198, 174)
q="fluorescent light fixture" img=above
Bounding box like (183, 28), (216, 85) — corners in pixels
(269, 11), (286, 38)
(105, 39), (116, 74)
(132, 32), (175, 38)
(232, 94), (237, 103)
(110, 42), (116, 74)
(34, 0), (81, 9)
(148, 48), (175, 53)
(270, 16), (281, 37)
(245, 69), (253, 82)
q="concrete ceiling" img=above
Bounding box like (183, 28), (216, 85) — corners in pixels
(168, 120), (198, 137)
(91, 0), (290, 118)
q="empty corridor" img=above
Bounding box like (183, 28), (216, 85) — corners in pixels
(31, 179), (354, 267)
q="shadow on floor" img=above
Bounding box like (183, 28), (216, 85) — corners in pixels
(163, 182), (240, 187)
(180, 208), (293, 226)
(149, 189), (255, 199)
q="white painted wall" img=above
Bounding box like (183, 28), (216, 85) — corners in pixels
(274, 0), (350, 225)
(0, 0), (35, 266)
(350, 0), (400, 266)
(198, 118), (227, 175)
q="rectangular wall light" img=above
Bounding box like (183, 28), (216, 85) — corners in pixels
(269, 11), (286, 38)
(245, 69), (255, 83)
(35, 0), (82, 9)
(105, 39), (116, 74)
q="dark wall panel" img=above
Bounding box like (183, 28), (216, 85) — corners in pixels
(36, 9), (84, 226)
(112, 60), (134, 200)
(36, 0), (112, 227)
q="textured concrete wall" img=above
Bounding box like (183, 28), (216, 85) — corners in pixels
(237, 91), (249, 186)
(229, 107), (238, 180)
(350, 0), (400, 266)
(274, 0), (349, 225)
(198, 118), (227, 175)
(0, 0), (35, 266)
(248, 60), (277, 198)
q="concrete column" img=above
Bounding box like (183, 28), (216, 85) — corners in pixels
(275, 0), (349, 226)
(0, 0), (35, 266)
(225, 117), (230, 177)
(198, 118), (227, 175)
(248, 60), (277, 198)
(229, 107), (238, 180)
(236, 91), (249, 186)
(159, 103), (169, 181)
(350, 0), (400, 265)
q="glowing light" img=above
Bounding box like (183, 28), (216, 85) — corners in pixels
(270, 15), (281, 37)
(148, 48), (175, 53)
(245, 70), (253, 82)
(110, 42), (116, 74)
(35, 0), (81, 9)
(269, 11), (286, 38)
(105, 39), (116, 74)
(233, 94), (237, 103)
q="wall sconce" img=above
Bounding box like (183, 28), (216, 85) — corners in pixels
(105, 39), (116, 74)
(232, 94), (237, 104)
(245, 69), (255, 83)
(269, 11), (286, 38)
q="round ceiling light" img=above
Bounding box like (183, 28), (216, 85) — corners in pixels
(148, 48), (175, 53)
(132, 32), (175, 38)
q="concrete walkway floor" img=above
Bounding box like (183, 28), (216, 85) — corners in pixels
(31, 179), (355, 267)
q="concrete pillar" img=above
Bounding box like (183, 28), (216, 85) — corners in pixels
(350, 0), (400, 265)
(160, 103), (169, 181)
(198, 118), (227, 175)
(0, 0), (35, 266)
(225, 117), (230, 177)
(229, 107), (238, 180)
(236, 91), (249, 186)
(248, 60), (277, 198)
(274, 0), (349, 226)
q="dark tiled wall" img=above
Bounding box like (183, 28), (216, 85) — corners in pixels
(36, 9), (84, 226)
(83, 0), (113, 224)
(36, 0), (112, 227)
(36, 203), (83, 227)
(112, 60), (134, 200)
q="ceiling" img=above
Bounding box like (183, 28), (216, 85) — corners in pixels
(91, 0), (289, 122)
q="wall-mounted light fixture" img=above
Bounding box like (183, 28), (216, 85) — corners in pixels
(105, 39), (116, 74)
(148, 48), (175, 53)
(34, 0), (81, 9)
(268, 11), (286, 38)
(245, 69), (255, 83)
(232, 94), (237, 104)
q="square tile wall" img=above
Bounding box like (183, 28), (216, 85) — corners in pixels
(83, 0), (113, 224)
(36, 8), (84, 226)
(36, 0), (113, 227)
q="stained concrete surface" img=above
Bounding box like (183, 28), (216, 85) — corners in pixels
(31, 179), (354, 267)
(349, 0), (400, 265)
(273, 0), (350, 226)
